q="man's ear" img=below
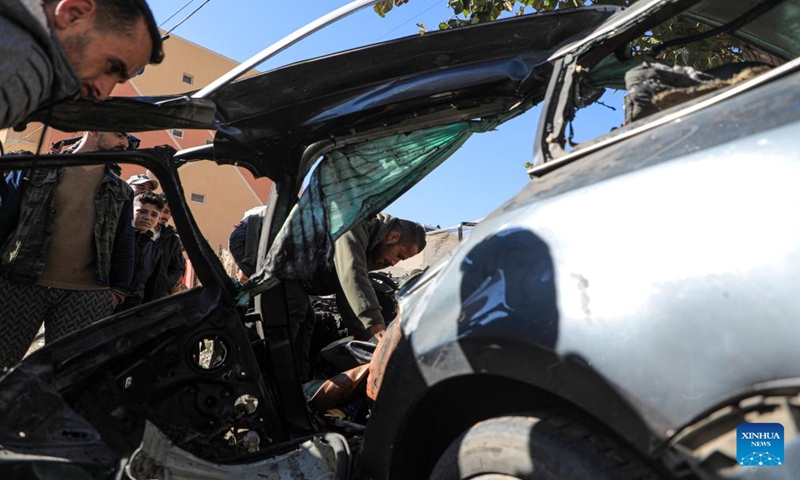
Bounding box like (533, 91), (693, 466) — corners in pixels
(52, 0), (97, 30)
(383, 231), (401, 245)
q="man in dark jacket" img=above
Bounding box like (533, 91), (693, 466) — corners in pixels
(152, 199), (185, 299)
(0, 132), (136, 368)
(0, 0), (164, 129)
(116, 191), (162, 311)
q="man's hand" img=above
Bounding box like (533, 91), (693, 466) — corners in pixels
(368, 323), (387, 341)
(110, 292), (123, 308)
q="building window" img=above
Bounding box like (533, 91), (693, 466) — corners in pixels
(182, 73), (194, 85)
(172, 129), (184, 138)
(190, 192), (205, 204)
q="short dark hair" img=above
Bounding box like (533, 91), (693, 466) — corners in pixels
(95, 0), (164, 65)
(135, 191), (165, 210)
(392, 219), (426, 252)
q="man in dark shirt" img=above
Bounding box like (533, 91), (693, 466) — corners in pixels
(152, 199), (185, 298)
(116, 191), (162, 311)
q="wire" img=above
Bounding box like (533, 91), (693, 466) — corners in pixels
(158, 0), (197, 28)
(2, 125), (45, 150)
(164, 0), (213, 36)
(36, 124), (49, 156)
(376, 0), (442, 41)
(34, 103), (54, 156)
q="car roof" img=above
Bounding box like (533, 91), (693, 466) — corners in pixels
(32, 6), (617, 180)
(551, 0), (800, 64)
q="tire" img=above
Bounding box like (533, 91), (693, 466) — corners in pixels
(429, 414), (664, 480)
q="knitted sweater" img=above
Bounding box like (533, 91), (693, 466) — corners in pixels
(0, 0), (81, 129)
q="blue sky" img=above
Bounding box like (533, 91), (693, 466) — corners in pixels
(148, 1), (620, 227)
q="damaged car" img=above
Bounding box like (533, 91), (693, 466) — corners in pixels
(359, 0), (800, 479)
(1, 0), (800, 479)
(0, 3), (616, 478)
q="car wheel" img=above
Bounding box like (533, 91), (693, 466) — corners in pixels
(429, 414), (663, 480)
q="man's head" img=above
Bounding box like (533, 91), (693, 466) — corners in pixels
(367, 219), (426, 271)
(45, 0), (164, 100)
(58, 132), (140, 153)
(127, 173), (159, 195)
(133, 191), (164, 233)
(157, 201), (171, 229)
(73, 130), (129, 153)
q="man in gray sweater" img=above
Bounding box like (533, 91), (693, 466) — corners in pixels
(0, 0), (163, 130)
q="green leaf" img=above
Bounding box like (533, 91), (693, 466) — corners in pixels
(449, 0), (465, 14)
(372, 0), (394, 17)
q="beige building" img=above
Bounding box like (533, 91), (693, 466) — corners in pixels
(0, 33), (272, 257)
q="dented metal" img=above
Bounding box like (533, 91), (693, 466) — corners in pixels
(127, 422), (342, 480)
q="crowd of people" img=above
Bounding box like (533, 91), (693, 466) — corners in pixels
(0, 0), (428, 375)
(0, 0), (170, 367)
(0, 130), (186, 367)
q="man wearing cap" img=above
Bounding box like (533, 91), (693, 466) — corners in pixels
(0, 130), (136, 368)
(126, 173), (158, 195)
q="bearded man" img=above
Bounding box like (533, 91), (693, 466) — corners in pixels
(0, 0), (163, 129)
(0, 131), (136, 368)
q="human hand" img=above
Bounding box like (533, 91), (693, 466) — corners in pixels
(110, 291), (123, 308)
(368, 323), (387, 341)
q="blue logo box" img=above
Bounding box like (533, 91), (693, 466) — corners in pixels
(737, 423), (784, 467)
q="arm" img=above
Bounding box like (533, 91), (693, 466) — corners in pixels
(0, 170), (24, 245)
(333, 228), (385, 331)
(109, 197), (135, 297)
(164, 235), (186, 289)
(143, 247), (163, 303)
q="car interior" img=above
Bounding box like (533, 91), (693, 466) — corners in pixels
(531, 0), (800, 174)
